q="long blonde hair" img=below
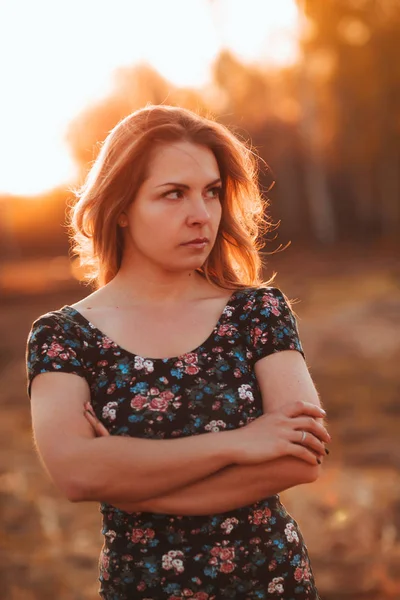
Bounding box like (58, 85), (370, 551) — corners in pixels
(67, 104), (277, 290)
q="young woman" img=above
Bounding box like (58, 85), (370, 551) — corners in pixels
(26, 105), (329, 599)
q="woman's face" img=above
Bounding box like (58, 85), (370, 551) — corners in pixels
(121, 141), (223, 272)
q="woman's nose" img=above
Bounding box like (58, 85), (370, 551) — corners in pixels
(187, 197), (211, 225)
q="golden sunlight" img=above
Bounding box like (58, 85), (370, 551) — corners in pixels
(0, 0), (299, 196)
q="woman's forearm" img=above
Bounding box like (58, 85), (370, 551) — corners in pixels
(72, 430), (237, 503)
(110, 457), (322, 515)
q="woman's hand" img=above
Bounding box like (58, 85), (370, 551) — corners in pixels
(83, 402), (110, 437)
(83, 400), (329, 468)
(233, 401), (329, 466)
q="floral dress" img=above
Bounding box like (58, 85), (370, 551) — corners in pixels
(26, 286), (320, 600)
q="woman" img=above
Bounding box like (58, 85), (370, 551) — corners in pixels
(26, 105), (329, 599)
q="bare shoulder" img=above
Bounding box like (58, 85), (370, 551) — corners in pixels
(69, 288), (111, 311)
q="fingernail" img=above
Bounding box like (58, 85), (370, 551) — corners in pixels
(320, 408), (326, 415)
(325, 448), (330, 455)
(316, 458), (322, 464)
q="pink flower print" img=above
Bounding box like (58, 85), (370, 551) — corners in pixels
(244, 300), (253, 311)
(150, 387), (160, 396)
(130, 528), (145, 543)
(212, 400), (221, 410)
(145, 528), (155, 539)
(182, 588), (194, 596)
(268, 559), (277, 571)
(249, 537), (261, 545)
(249, 507), (271, 525)
(220, 561), (235, 573)
(294, 567), (303, 582)
(185, 364), (199, 375)
(101, 554), (109, 570)
(219, 548), (235, 561)
(149, 397), (169, 412)
(106, 383), (116, 395)
(194, 593), (208, 600)
(130, 395), (147, 410)
(264, 294), (281, 316)
(217, 323), (236, 337)
(137, 581), (146, 591)
(97, 360), (108, 367)
(251, 325), (263, 346)
(184, 352), (198, 364)
(212, 346), (224, 353)
(47, 341), (64, 358)
(160, 390), (174, 400)
(233, 368), (242, 378)
(101, 336), (115, 349)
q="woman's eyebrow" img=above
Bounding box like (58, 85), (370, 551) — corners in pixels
(155, 178), (222, 189)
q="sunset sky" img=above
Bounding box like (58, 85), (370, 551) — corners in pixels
(0, 0), (299, 196)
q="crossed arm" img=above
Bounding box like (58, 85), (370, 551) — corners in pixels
(31, 349), (326, 515)
(88, 350), (326, 515)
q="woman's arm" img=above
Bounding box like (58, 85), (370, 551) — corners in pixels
(110, 456), (319, 515)
(30, 373), (236, 503)
(32, 371), (326, 505)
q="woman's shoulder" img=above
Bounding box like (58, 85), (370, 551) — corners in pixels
(234, 285), (287, 305)
(28, 304), (88, 342)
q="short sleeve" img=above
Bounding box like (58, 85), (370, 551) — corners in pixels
(247, 287), (306, 363)
(25, 313), (87, 399)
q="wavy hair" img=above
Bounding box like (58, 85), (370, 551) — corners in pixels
(67, 104), (277, 291)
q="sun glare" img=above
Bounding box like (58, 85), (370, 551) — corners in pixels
(0, 0), (299, 196)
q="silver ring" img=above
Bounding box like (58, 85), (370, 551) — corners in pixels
(301, 431), (306, 443)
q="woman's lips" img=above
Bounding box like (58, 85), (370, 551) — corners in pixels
(181, 238), (209, 248)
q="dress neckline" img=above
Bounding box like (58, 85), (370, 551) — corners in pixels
(60, 289), (240, 363)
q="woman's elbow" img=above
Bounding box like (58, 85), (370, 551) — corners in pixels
(302, 463), (322, 484)
(54, 470), (91, 503)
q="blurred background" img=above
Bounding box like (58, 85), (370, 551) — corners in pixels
(1, 0), (399, 598)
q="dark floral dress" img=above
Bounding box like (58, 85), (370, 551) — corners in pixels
(26, 286), (320, 599)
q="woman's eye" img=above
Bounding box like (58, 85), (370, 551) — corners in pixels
(206, 187), (222, 199)
(163, 189), (184, 200)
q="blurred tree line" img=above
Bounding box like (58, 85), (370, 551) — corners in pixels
(1, 0), (399, 261)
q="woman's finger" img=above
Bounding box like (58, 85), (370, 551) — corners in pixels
(290, 430), (325, 461)
(292, 415), (330, 444)
(283, 401), (326, 420)
(285, 440), (321, 465)
(84, 409), (110, 437)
